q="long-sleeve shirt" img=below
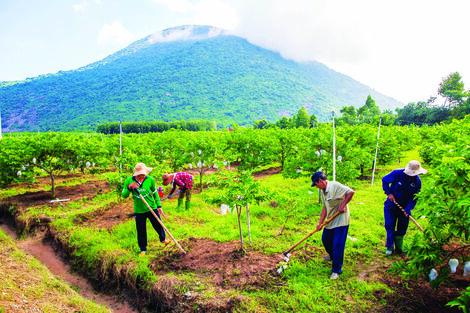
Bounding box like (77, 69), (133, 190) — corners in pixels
(172, 172), (193, 190)
(121, 175), (162, 213)
(382, 169), (421, 211)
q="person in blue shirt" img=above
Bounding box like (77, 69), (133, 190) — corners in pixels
(382, 160), (427, 255)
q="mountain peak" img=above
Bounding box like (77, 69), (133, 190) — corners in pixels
(148, 25), (227, 43)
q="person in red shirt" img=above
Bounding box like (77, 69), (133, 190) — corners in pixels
(162, 172), (193, 211)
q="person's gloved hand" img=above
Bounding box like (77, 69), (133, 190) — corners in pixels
(167, 194), (173, 199)
(405, 206), (412, 216)
(128, 182), (139, 190)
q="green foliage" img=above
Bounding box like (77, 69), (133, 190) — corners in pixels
(358, 95), (381, 124)
(389, 117), (470, 293)
(186, 132), (222, 189)
(97, 120), (216, 133)
(0, 27), (400, 132)
(439, 72), (467, 108)
(448, 286), (470, 313)
(395, 101), (451, 125)
(253, 119), (268, 129)
(396, 72), (469, 125)
(210, 170), (271, 208)
(295, 106), (310, 128)
(0, 133), (108, 198)
(337, 95), (382, 126)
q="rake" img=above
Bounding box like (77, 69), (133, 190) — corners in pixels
(135, 189), (186, 255)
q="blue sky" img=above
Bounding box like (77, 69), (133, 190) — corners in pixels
(1, 0), (469, 104)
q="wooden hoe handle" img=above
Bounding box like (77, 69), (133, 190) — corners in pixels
(282, 211), (341, 256)
(136, 190), (186, 254)
(393, 200), (424, 231)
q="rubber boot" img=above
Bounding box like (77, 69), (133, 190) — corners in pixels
(177, 198), (183, 211)
(185, 201), (191, 211)
(394, 235), (406, 254)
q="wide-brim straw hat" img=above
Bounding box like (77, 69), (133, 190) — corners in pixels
(133, 163), (152, 176)
(404, 160), (427, 176)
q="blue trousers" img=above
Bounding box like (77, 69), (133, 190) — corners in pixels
(322, 225), (349, 274)
(135, 209), (166, 252)
(384, 206), (409, 249)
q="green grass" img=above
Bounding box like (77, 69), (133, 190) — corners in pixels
(0, 228), (111, 312)
(1, 149), (430, 312)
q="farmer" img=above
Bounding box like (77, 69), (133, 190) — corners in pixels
(382, 160), (427, 256)
(162, 172), (193, 211)
(122, 163), (170, 256)
(312, 171), (355, 280)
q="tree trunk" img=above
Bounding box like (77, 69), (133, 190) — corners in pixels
(199, 168), (203, 192)
(50, 172), (56, 199)
(246, 204), (252, 245)
(236, 204), (244, 251)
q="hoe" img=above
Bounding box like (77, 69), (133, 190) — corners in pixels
(393, 200), (424, 231)
(135, 189), (186, 256)
(282, 211), (341, 257)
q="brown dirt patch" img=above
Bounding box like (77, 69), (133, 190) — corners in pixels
(357, 175), (372, 181)
(375, 270), (465, 313)
(254, 166), (282, 179)
(3, 180), (110, 210)
(363, 249), (469, 313)
(74, 200), (134, 229)
(150, 237), (285, 291)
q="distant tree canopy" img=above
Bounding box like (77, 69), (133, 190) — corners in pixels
(395, 72), (469, 125)
(97, 120), (217, 134)
(252, 106), (318, 129)
(332, 72), (470, 127)
(395, 101), (451, 126)
(336, 94), (382, 126)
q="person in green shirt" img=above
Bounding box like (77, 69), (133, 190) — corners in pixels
(122, 163), (170, 256)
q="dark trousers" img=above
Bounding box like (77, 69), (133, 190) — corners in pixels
(384, 206), (409, 249)
(322, 225), (349, 274)
(135, 209), (165, 251)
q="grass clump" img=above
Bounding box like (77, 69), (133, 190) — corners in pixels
(0, 228), (111, 313)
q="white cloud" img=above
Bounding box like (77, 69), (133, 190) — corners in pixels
(193, 0), (239, 30)
(234, 0), (367, 63)
(149, 25), (226, 43)
(98, 21), (135, 47)
(230, 0), (470, 103)
(152, 0), (194, 13)
(73, 1), (89, 13)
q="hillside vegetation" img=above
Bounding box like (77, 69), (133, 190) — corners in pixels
(0, 25), (401, 132)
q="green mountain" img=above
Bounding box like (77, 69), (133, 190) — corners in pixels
(0, 25), (401, 132)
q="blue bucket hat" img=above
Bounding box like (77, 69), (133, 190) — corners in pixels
(311, 171), (325, 187)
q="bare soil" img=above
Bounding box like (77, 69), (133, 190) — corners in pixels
(374, 267), (467, 313)
(3, 180), (109, 210)
(151, 237), (284, 291)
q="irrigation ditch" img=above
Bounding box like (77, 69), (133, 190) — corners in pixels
(0, 216), (137, 313)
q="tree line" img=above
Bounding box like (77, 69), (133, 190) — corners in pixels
(253, 72), (469, 129)
(96, 120), (217, 134)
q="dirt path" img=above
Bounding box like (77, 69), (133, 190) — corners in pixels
(0, 221), (137, 313)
